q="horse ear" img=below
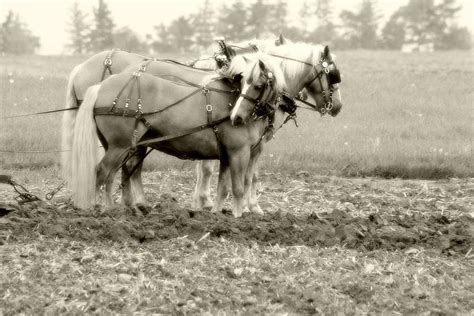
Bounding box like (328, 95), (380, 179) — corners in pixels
(226, 46), (236, 58)
(258, 59), (267, 72)
(276, 34), (286, 46)
(323, 45), (331, 59)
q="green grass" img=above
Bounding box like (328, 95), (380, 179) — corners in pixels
(1, 51), (473, 178)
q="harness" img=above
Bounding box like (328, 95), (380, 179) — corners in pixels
(100, 49), (117, 81)
(233, 53), (342, 150)
(94, 61), (239, 149)
(268, 53), (341, 115)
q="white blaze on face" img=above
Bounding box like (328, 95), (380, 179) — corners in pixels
(230, 83), (250, 122)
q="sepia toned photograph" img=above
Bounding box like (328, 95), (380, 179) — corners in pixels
(0, 0), (472, 313)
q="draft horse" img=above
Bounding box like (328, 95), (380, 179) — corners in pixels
(195, 42), (343, 213)
(70, 55), (287, 217)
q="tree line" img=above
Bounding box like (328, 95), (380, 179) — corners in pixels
(1, 0), (471, 55)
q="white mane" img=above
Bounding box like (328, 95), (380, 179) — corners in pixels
(226, 53), (286, 92)
(265, 42), (328, 84)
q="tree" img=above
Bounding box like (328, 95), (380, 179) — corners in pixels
(191, 0), (215, 50)
(338, 0), (380, 49)
(310, 0), (337, 44)
(113, 26), (148, 53)
(88, 0), (115, 52)
(216, 1), (249, 41)
(151, 23), (174, 53)
(0, 11), (40, 54)
(297, 1), (314, 40)
(67, 2), (89, 54)
(167, 16), (194, 53)
(380, 10), (405, 49)
(381, 0), (471, 50)
(268, 0), (289, 36)
(439, 25), (471, 49)
(247, 0), (272, 39)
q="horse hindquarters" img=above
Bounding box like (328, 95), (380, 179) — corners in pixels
(70, 85), (101, 209)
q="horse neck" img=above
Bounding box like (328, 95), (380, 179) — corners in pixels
(271, 58), (311, 97)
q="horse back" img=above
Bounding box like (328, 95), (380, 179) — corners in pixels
(74, 50), (148, 100)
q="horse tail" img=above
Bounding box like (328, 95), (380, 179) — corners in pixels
(61, 64), (82, 182)
(70, 84), (101, 209)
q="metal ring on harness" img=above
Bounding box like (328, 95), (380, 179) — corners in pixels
(206, 104), (213, 112)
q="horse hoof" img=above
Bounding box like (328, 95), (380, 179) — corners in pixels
(233, 212), (242, 218)
(250, 205), (264, 215)
(202, 203), (213, 211)
(192, 197), (214, 211)
(135, 203), (151, 216)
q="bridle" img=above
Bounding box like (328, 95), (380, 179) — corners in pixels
(236, 71), (279, 122)
(268, 53), (341, 116)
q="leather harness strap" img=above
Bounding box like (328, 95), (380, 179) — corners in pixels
(101, 49), (117, 81)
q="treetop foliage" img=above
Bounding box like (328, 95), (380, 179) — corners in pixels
(0, 0), (471, 55)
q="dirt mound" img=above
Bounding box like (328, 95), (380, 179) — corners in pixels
(1, 197), (472, 255)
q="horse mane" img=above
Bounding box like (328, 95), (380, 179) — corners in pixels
(226, 53), (286, 92)
(265, 42), (334, 84)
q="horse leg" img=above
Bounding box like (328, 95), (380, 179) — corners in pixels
(248, 168), (263, 215)
(122, 147), (149, 215)
(214, 155), (230, 213)
(243, 146), (263, 215)
(96, 147), (124, 207)
(228, 147), (250, 218)
(192, 160), (214, 210)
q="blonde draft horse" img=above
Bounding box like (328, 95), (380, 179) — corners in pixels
(192, 35), (288, 210)
(70, 56), (286, 217)
(60, 37), (281, 209)
(61, 40), (268, 182)
(195, 42), (343, 214)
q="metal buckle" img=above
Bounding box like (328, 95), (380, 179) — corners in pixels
(201, 87), (210, 94)
(104, 57), (112, 66)
(132, 71), (141, 77)
(206, 104), (213, 112)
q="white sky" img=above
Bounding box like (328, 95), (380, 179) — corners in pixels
(1, 0), (472, 55)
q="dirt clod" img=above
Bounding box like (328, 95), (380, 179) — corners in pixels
(1, 200), (472, 255)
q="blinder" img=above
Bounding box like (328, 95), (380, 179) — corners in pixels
(328, 68), (341, 85)
(232, 73), (243, 84)
(278, 93), (297, 115)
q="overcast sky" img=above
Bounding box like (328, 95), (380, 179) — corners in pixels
(1, 0), (472, 55)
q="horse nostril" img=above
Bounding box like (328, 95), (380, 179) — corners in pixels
(330, 104), (342, 116)
(233, 115), (245, 126)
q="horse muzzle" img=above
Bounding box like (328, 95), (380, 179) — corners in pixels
(329, 100), (342, 116)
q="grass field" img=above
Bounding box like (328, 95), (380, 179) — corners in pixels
(1, 50), (473, 178)
(0, 51), (473, 314)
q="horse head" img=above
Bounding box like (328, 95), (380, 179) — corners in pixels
(304, 45), (342, 116)
(228, 54), (286, 125)
(267, 43), (343, 117)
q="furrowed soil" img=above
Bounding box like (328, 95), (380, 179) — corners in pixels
(1, 169), (473, 314)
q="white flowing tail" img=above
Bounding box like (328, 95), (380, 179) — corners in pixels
(70, 85), (101, 209)
(61, 64), (82, 181)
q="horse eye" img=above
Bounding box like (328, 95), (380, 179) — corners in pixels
(254, 85), (263, 90)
